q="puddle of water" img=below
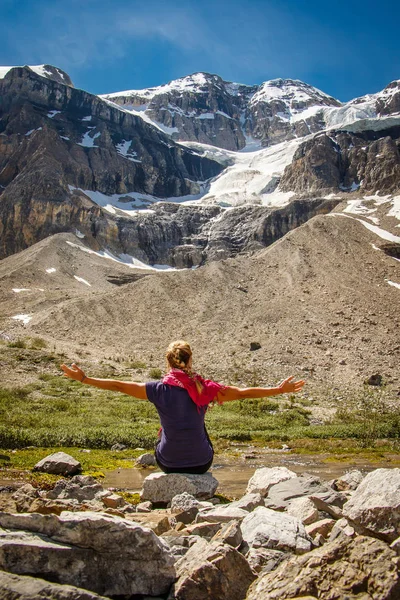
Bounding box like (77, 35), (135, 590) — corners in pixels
(103, 447), (399, 497)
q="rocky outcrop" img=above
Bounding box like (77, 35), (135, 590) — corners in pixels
(246, 535), (400, 600)
(1, 466), (400, 599)
(279, 125), (400, 196)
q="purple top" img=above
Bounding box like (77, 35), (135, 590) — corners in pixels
(146, 381), (213, 469)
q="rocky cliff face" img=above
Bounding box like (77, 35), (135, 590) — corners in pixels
(279, 125), (400, 196)
(70, 196), (340, 269)
(0, 67), (223, 258)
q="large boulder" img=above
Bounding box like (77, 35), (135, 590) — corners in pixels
(140, 472), (218, 504)
(342, 468), (400, 542)
(33, 452), (81, 475)
(264, 474), (344, 510)
(0, 570), (108, 599)
(246, 535), (400, 599)
(241, 506), (313, 554)
(246, 467), (297, 496)
(0, 511), (175, 597)
(171, 538), (256, 600)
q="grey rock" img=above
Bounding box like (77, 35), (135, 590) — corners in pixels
(245, 547), (287, 574)
(390, 536), (400, 556)
(265, 474), (344, 510)
(170, 492), (201, 512)
(12, 484), (39, 512)
(171, 538), (256, 600)
(46, 475), (103, 501)
(305, 518), (335, 539)
(328, 517), (356, 542)
(184, 522), (222, 539)
(136, 453), (157, 466)
(33, 452), (81, 475)
(136, 501), (153, 513)
(229, 492), (264, 512)
(111, 443), (127, 451)
(342, 468), (400, 542)
(331, 469), (364, 491)
(286, 496), (319, 525)
(241, 506), (313, 554)
(0, 570), (109, 599)
(246, 467), (297, 497)
(196, 505), (248, 524)
(210, 519), (242, 548)
(140, 472), (218, 504)
(0, 511), (175, 597)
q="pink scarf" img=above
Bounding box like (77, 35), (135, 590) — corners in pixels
(162, 368), (225, 410)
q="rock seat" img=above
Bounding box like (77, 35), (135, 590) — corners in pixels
(140, 472), (218, 504)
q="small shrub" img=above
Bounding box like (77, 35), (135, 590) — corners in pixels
(8, 339), (26, 349)
(148, 368), (162, 380)
(129, 360), (147, 370)
(29, 337), (48, 350)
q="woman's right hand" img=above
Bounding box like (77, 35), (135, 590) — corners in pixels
(60, 363), (85, 382)
(277, 376), (305, 394)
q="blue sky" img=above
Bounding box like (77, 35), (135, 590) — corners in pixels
(0, 0), (399, 101)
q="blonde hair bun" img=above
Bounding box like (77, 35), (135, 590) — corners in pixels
(166, 340), (192, 372)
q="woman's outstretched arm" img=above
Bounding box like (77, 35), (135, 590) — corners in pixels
(60, 363), (148, 400)
(217, 376), (305, 403)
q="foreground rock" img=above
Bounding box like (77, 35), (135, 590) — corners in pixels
(241, 506), (313, 554)
(342, 468), (400, 542)
(33, 452), (81, 475)
(171, 538), (256, 600)
(0, 511), (175, 597)
(0, 570), (108, 599)
(246, 535), (400, 599)
(141, 472), (218, 504)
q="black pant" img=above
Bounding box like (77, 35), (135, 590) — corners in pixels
(155, 454), (213, 474)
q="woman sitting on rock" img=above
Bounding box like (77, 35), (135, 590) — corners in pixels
(61, 340), (304, 475)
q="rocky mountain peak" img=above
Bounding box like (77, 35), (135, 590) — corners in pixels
(0, 64), (73, 87)
(250, 78), (341, 109)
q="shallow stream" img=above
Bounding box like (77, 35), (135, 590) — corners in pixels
(103, 445), (400, 497)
